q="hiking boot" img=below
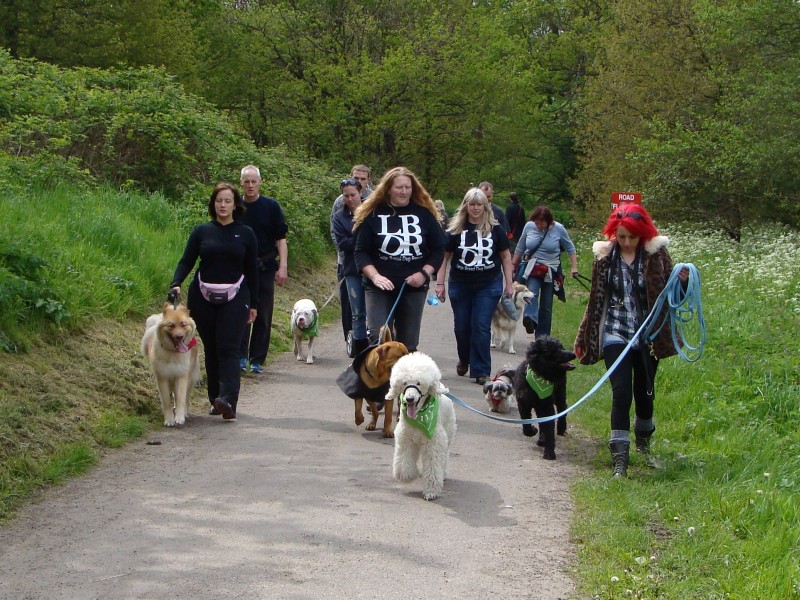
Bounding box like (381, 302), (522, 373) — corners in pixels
(475, 376), (487, 385)
(634, 427), (655, 454)
(456, 363), (468, 376)
(609, 441), (630, 478)
(208, 404), (221, 416)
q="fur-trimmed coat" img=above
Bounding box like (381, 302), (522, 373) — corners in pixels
(574, 235), (677, 365)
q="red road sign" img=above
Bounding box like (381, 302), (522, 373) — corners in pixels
(611, 192), (642, 209)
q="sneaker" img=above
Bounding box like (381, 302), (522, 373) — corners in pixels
(240, 358), (247, 372)
(250, 363), (263, 374)
(475, 376), (488, 385)
(456, 363), (468, 376)
(208, 404), (221, 416)
(523, 316), (536, 334)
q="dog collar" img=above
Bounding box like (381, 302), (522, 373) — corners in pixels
(188, 338), (197, 350)
(525, 367), (554, 399)
(298, 313), (318, 336)
(402, 393), (439, 439)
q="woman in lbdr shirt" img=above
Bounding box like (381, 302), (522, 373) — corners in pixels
(169, 182), (259, 421)
(353, 167), (445, 352)
(435, 187), (514, 385)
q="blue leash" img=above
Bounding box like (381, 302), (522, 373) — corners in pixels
(447, 263), (706, 424)
(642, 262), (706, 362)
(383, 281), (408, 330)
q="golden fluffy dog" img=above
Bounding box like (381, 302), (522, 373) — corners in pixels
(141, 302), (200, 427)
(491, 282), (534, 354)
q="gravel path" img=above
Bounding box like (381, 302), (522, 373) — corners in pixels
(0, 302), (579, 599)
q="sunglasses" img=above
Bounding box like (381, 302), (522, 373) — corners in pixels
(616, 210), (643, 221)
(340, 178), (362, 189)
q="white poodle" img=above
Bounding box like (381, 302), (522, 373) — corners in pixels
(386, 352), (456, 501)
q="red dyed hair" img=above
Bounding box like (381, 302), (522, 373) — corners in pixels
(601, 204), (659, 242)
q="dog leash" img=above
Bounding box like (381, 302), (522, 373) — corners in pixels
(447, 263), (705, 425)
(167, 288), (180, 309)
(573, 273), (591, 292)
(383, 281), (408, 330)
(316, 280), (342, 312)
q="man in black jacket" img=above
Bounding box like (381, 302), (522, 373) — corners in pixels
(239, 165), (289, 374)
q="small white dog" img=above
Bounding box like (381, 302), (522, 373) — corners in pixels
(386, 352), (456, 501)
(290, 298), (318, 364)
(491, 282), (534, 354)
(482, 367), (516, 414)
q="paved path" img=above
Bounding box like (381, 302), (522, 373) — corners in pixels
(0, 302), (578, 599)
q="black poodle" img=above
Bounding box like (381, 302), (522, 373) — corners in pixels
(513, 336), (576, 460)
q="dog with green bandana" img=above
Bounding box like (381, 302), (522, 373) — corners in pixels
(513, 336), (576, 460)
(386, 352), (456, 501)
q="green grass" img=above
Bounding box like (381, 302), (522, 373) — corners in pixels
(558, 223), (800, 599)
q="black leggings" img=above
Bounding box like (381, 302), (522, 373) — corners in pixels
(603, 343), (659, 432)
(188, 280), (250, 408)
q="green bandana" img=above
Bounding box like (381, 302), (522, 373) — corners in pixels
(298, 313), (318, 336)
(525, 366), (554, 399)
(402, 393), (439, 439)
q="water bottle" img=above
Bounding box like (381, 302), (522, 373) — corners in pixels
(427, 294), (440, 306)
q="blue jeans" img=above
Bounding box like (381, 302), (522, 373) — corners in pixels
(523, 276), (554, 337)
(448, 276), (503, 379)
(344, 274), (367, 340)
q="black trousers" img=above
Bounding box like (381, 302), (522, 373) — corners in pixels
(188, 280), (250, 408)
(338, 264), (352, 341)
(603, 342), (659, 432)
(239, 271), (275, 366)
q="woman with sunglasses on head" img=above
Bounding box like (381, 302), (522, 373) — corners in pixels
(511, 206), (579, 337)
(332, 178), (370, 356)
(574, 203), (688, 477)
(353, 167), (445, 352)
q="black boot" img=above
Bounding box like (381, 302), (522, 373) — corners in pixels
(634, 426), (655, 454)
(609, 441), (630, 478)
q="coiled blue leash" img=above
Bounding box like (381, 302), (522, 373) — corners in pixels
(642, 262), (706, 362)
(447, 263), (706, 424)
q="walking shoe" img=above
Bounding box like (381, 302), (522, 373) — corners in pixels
(456, 363), (468, 376)
(212, 397), (236, 420)
(523, 317), (536, 335)
(250, 363), (264, 374)
(208, 404), (221, 416)
(475, 376), (488, 385)
(240, 358), (247, 372)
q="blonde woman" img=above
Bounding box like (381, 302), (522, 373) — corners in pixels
(435, 188), (514, 384)
(353, 167), (445, 352)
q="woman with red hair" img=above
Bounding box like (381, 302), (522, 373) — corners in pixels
(574, 204), (687, 478)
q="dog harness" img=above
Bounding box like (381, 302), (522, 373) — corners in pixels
(402, 392), (439, 439)
(525, 366), (554, 399)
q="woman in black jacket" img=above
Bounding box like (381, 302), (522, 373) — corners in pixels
(170, 182), (259, 421)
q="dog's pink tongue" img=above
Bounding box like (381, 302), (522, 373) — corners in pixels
(406, 403), (418, 419)
(176, 339), (189, 353)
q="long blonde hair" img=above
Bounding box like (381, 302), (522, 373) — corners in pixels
(447, 187), (496, 237)
(353, 167), (438, 228)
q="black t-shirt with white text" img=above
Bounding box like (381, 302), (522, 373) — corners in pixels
(445, 223), (509, 285)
